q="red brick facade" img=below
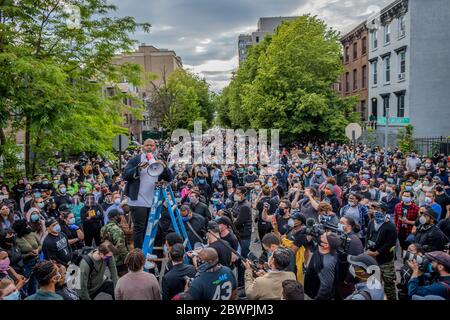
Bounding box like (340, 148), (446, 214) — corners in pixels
(339, 23), (369, 121)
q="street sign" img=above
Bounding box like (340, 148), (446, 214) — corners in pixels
(345, 123), (362, 141)
(378, 117), (410, 125)
(112, 134), (129, 152)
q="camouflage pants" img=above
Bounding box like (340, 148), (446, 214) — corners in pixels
(380, 260), (397, 300)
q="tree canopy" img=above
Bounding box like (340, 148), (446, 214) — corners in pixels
(216, 15), (358, 143)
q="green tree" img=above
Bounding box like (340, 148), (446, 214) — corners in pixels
(218, 15), (358, 141)
(0, 0), (151, 175)
(151, 69), (215, 132)
(398, 125), (415, 154)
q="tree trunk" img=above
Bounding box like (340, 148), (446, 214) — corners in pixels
(0, 128), (6, 158)
(25, 115), (31, 176)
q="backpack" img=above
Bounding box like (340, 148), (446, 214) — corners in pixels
(66, 246), (96, 290)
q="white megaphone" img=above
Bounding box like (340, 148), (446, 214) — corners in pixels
(147, 162), (164, 177)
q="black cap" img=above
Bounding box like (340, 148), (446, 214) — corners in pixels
(207, 221), (220, 233)
(45, 217), (58, 228)
(108, 209), (122, 219)
(58, 204), (70, 213)
(373, 201), (388, 212)
(216, 216), (232, 228)
(424, 207), (437, 220)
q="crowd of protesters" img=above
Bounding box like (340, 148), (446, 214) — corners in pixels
(0, 140), (449, 300)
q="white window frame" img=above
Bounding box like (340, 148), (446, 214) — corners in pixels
(384, 56), (391, 83)
(398, 16), (406, 38)
(398, 50), (406, 79)
(384, 23), (391, 44)
(372, 30), (378, 49)
(372, 61), (378, 86)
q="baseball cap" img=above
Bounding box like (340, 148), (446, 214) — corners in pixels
(291, 212), (306, 225)
(347, 253), (378, 271)
(215, 216), (232, 228)
(108, 209), (122, 219)
(207, 221), (220, 233)
(45, 217), (58, 228)
(425, 251), (450, 269)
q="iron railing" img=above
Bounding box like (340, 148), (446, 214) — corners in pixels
(414, 136), (450, 156)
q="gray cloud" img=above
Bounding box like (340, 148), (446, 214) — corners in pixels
(110, 0), (393, 91)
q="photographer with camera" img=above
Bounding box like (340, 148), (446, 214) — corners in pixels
(407, 251), (450, 300)
(414, 207), (447, 252)
(243, 247), (296, 300)
(161, 243), (196, 300)
(397, 243), (426, 300)
(304, 232), (340, 300)
(366, 201), (398, 300)
(187, 247), (237, 300)
(335, 216), (364, 299)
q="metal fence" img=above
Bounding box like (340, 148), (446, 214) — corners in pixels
(414, 136), (450, 156)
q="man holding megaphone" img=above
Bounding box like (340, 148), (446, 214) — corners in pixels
(122, 139), (172, 249)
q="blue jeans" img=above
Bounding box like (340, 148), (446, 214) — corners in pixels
(23, 258), (38, 296)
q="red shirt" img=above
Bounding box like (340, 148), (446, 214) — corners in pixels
(394, 202), (419, 236)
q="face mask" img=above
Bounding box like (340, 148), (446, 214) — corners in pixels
(337, 223), (345, 232)
(287, 218), (295, 228)
(198, 179), (205, 184)
(428, 263), (434, 274)
(3, 290), (20, 300)
(321, 215), (331, 224)
(405, 186), (412, 191)
(402, 196), (411, 204)
(315, 170), (322, 176)
(374, 211), (385, 224)
(419, 216), (427, 225)
(31, 214), (40, 222)
(387, 178), (394, 184)
(182, 215), (190, 222)
(59, 188), (67, 194)
(267, 182), (273, 188)
(0, 257), (11, 271)
(163, 244), (169, 255)
(38, 202), (45, 209)
(79, 188), (85, 194)
(34, 193), (41, 198)
(349, 200), (357, 207)
(42, 181), (49, 185)
(424, 197), (432, 204)
(234, 194), (242, 202)
(52, 224), (61, 234)
(114, 198), (121, 205)
(68, 218), (76, 225)
(254, 185), (261, 191)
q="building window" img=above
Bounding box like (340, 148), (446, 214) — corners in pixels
(384, 56), (391, 83)
(382, 95), (390, 117)
(353, 42), (358, 60)
(371, 30), (378, 49)
(398, 16), (406, 38)
(256, 36), (259, 43)
(353, 69), (358, 90)
(372, 61), (378, 85)
(371, 98), (378, 119)
(362, 65), (367, 89)
(338, 80), (342, 92)
(396, 92), (405, 117)
(345, 47), (350, 63)
(361, 100), (366, 121)
(398, 50), (406, 79)
(124, 114), (129, 124)
(384, 23), (391, 44)
(345, 72), (350, 94)
(362, 37), (367, 55)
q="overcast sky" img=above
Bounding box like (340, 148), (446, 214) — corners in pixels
(110, 0), (392, 92)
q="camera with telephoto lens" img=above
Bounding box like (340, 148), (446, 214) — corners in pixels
(402, 251), (430, 272)
(304, 218), (351, 253)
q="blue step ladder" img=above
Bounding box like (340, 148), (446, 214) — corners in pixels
(142, 184), (192, 271)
